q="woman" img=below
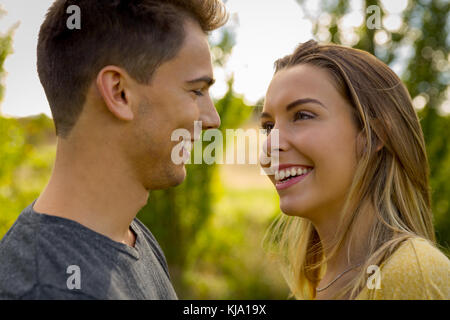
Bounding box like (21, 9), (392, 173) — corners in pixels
(260, 40), (450, 300)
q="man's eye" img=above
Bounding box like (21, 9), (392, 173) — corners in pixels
(192, 90), (204, 97)
(294, 111), (315, 121)
(261, 123), (274, 135)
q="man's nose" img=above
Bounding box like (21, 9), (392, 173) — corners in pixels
(199, 96), (221, 130)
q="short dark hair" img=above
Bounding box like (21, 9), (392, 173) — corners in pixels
(37, 0), (228, 138)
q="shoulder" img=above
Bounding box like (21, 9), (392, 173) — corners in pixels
(132, 218), (170, 272)
(19, 283), (97, 300)
(133, 217), (159, 244)
(373, 237), (450, 299)
(0, 203), (115, 299)
(0, 205), (39, 298)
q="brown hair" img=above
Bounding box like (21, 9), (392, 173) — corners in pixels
(37, 0), (228, 138)
(265, 40), (436, 299)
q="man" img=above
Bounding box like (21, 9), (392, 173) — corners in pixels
(0, 0), (227, 299)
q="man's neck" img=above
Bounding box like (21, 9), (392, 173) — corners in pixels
(34, 139), (149, 247)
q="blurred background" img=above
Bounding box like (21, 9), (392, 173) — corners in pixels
(0, 0), (449, 299)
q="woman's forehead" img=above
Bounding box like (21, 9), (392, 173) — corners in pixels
(264, 64), (339, 110)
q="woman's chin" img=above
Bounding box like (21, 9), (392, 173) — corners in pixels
(279, 196), (318, 219)
(280, 200), (306, 217)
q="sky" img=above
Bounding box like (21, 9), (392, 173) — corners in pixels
(0, 0), (313, 118)
(0, 0), (447, 118)
(0, 0), (54, 117)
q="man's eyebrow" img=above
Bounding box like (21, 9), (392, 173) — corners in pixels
(260, 98), (326, 119)
(186, 76), (216, 87)
(260, 112), (271, 119)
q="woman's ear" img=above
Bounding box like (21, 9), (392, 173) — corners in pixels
(355, 123), (385, 158)
(370, 119), (387, 152)
(96, 66), (134, 121)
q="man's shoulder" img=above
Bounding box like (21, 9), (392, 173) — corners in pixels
(0, 202), (114, 299)
(0, 203), (40, 298)
(132, 217), (158, 243)
(132, 217), (170, 270)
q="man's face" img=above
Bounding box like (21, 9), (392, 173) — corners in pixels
(126, 19), (220, 190)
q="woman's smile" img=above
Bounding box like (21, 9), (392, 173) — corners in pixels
(273, 165), (314, 191)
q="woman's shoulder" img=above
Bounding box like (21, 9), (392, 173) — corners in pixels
(374, 237), (449, 299)
(384, 237), (449, 274)
(385, 237), (449, 266)
(357, 237), (449, 300)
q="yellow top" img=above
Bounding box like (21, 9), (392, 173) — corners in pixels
(356, 237), (450, 300)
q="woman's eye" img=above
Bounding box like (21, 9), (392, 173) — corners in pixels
(294, 111), (315, 121)
(261, 123), (274, 135)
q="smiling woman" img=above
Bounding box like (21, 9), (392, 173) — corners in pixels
(260, 40), (450, 300)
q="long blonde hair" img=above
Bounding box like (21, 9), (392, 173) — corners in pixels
(264, 40), (437, 300)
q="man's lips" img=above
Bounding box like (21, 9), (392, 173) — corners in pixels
(180, 140), (195, 162)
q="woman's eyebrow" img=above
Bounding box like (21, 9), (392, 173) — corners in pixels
(260, 98), (326, 119)
(286, 98), (326, 111)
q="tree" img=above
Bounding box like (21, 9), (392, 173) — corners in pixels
(0, 6), (17, 110)
(0, 7), (28, 236)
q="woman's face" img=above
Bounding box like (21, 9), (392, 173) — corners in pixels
(261, 64), (360, 223)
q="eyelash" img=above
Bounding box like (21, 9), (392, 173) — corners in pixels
(192, 90), (204, 97)
(294, 111), (315, 121)
(261, 111), (315, 134)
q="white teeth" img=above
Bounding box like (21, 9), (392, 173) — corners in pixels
(275, 167), (312, 181)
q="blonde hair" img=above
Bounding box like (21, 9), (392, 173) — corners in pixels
(264, 40), (437, 300)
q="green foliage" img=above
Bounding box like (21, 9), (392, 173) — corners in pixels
(0, 6), (18, 106)
(183, 188), (288, 299)
(0, 115), (55, 236)
(0, 117), (26, 235)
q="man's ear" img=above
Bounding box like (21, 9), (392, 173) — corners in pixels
(96, 66), (134, 121)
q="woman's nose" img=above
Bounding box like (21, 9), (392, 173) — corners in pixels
(260, 128), (281, 169)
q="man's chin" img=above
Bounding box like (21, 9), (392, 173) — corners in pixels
(147, 166), (186, 190)
(173, 165), (187, 185)
(170, 170), (187, 187)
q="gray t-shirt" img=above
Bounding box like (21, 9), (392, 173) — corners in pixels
(0, 200), (178, 300)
